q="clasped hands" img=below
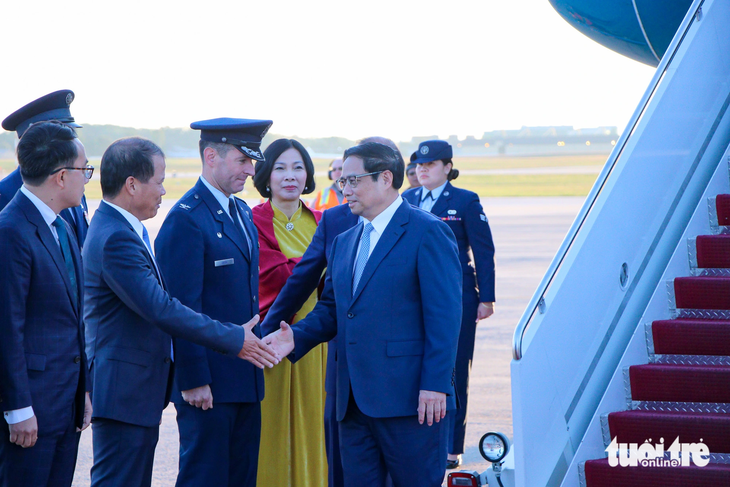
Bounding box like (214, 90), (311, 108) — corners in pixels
(261, 321), (446, 426)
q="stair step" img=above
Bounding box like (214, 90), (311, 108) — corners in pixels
(607, 410), (730, 453)
(652, 319), (730, 356)
(696, 235), (730, 269)
(630, 364), (730, 403)
(584, 458), (730, 486)
(674, 277), (730, 310)
(716, 194), (730, 225)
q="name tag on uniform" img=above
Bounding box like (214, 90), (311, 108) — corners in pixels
(215, 258), (235, 267)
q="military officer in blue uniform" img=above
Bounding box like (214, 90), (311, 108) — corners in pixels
(0, 90), (89, 247)
(154, 118), (272, 486)
(402, 139), (496, 469)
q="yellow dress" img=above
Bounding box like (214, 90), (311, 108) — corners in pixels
(257, 202), (328, 487)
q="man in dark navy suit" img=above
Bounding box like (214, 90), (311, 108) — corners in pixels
(0, 90), (89, 247)
(266, 142), (462, 486)
(0, 121), (93, 487)
(83, 137), (279, 487)
(155, 118), (273, 486)
(402, 139), (496, 469)
(261, 137), (399, 487)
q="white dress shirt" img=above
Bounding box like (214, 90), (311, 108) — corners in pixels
(200, 176), (251, 250)
(419, 181), (448, 213)
(354, 195), (403, 266)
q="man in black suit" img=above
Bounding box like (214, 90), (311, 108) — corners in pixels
(0, 121), (92, 487)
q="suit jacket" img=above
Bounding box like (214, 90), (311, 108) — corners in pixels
(154, 180), (264, 404)
(83, 201), (246, 427)
(0, 168), (89, 247)
(260, 203), (359, 394)
(403, 182), (496, 302)
(292, 199), (462, 420)
(0, 192), (88, 435)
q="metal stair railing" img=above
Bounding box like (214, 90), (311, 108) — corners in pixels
(512, 0), (707, 360)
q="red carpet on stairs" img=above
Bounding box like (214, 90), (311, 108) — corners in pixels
(674, 277), (730, 310)
(652, 319), (730, 355)
(715, 194), (730, 225)
(696, 235), (730, 268)
(585, 459), (730, 486)
(630, 364), (730, 403)
(607, 410), (730, 453)
(583, 192), (730, 486)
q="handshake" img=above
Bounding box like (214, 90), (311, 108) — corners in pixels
(237, 315), (295, 368)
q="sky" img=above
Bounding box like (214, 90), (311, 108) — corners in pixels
(1, 0), (656, 142)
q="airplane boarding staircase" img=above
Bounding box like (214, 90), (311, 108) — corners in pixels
(508, 1), (730, 485)
(581, 170), (730, 485)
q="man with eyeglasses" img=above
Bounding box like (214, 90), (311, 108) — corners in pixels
(0, 90), (90, 248)
(0, 121), (93, 487)
(261, 138), (401, 487)
(265, 142), (462, 486)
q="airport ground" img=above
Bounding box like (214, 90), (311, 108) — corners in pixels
(67, 194), (586, 486)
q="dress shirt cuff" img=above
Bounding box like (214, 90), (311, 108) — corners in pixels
(4, 406), (34, 424)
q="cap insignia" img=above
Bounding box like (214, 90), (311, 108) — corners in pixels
(240, 146), (262, 159)
(66, 93), (74, 105)
(420, 146), (429, 155)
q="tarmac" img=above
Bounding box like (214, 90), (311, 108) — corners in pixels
(71, 195), (586, 486)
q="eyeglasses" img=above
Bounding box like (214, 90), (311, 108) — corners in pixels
(336, 171), (384, 190)
(51, 165), (95, 179)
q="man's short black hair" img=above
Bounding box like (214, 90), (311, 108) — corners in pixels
(101, 137), (165, 198)
(343, 142), (405, 190)
(253, 139), (316, 198)
(16, 121), (79, 186)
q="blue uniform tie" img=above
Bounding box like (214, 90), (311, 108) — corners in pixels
(352, 223), (374, 296)
(52, 216), (78, 306)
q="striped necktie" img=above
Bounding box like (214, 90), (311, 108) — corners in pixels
(352, 223), (374, 296)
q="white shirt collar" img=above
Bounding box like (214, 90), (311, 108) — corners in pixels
(103, 200), (146, 242)
(20, 185), (58, 227)
(421, 181), (448, 202)
(200, 176), (233, 216)
(364, 195), (403, 236)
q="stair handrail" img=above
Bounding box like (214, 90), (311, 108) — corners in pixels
(512, 0), (706, 360)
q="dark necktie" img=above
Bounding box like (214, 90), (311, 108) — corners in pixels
(422, 191), (433, 207)
(52, 216), (78, 306)
(229, 199), (251, 259)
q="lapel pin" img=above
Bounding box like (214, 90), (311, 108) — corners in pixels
(216, 232), (222, 238)
(443, 191), (449, 196)
(217, 210), (223, 215)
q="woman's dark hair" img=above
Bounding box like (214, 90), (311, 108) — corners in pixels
(342, 142), (405, 189)
(100, 137), (165, 198)
(253, 139), (315, 198)
(16, 121), (79, 186)
(442, 158), (459, 181)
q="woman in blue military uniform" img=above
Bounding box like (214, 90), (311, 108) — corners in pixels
(402, 139), (496, 469)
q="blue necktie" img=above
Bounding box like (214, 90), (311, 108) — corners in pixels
(352, 223), (374, 296)
(52, 216), (78, 306)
